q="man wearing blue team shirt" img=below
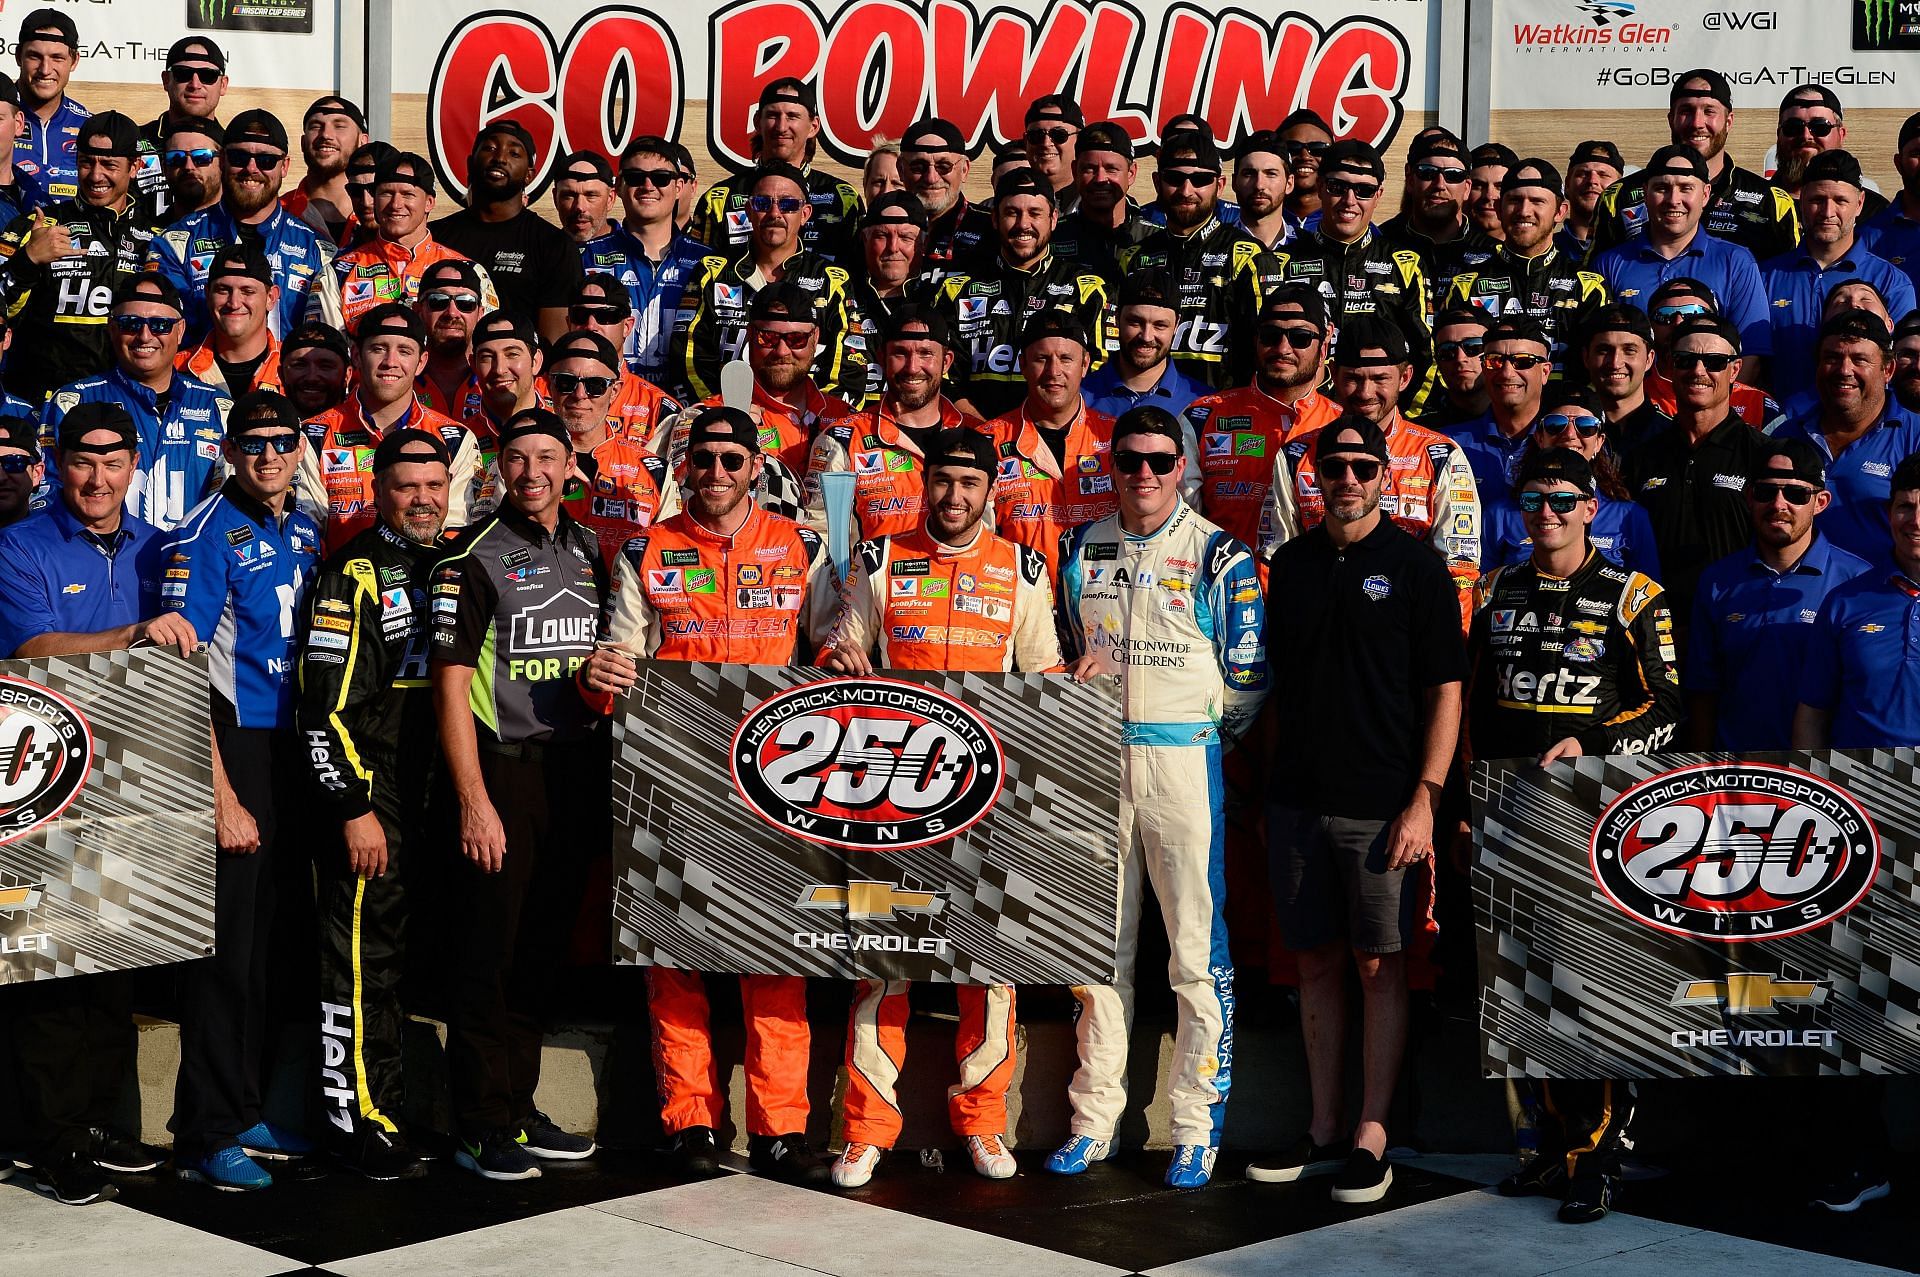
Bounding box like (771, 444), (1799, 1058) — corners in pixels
(11, 8), (87, 213)
(575, 135), (707, 391)
(1082, 269), (1205, 420)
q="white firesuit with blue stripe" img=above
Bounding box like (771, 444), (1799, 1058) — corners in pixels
(1056, 499), (1268, 1147)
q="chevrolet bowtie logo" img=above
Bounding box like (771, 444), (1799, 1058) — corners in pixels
(1673, 973), (1827, 1016)
(0, 884), (42, 913)
(797, 881), (945, 921)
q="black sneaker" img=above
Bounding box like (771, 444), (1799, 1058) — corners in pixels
(1811, 1168), (1892, 1213)
(455, 1131), (541, 1182)
(517, 1111), (596, 1161)
(1330, 1149), (1393, 1204)
(337, 1126), (428, 1182)
(672, 1126), (722, 1177)
(1497, 1153), (1569, 1198)
(1559, 1172), (1618, 1224)
(749, 1132), (829, 1186)
(29, 1151), (117, 1205)
(1247, 1134), (1350, 1183)
(89, 1127), (164, 1174)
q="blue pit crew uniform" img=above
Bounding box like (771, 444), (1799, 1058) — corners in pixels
(148, 201), (343, 345)
(0, 498), (164, 656)
(1082, 359), (1206, 422)
(1761, 243), (1915, 402)
(1772, 410), (1920, 566)
(576, 223), (709, 389)
(1444, 412), (1531, 498)
(1594, 229), (1771, 359)
(42, 367), (231, 530)
(1055, 500), (1269, 1168)
(1800, 568), (1920, 748)
(15, 94), (88, 212)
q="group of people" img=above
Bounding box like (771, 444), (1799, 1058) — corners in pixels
(0, 0), (1910, 1229)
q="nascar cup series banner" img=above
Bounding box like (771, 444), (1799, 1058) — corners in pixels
(0, 649), (217, 984)
(400, 0), (1437, 199)
(609, 662), (1123, 984)
(1473, 751), (1920, 1079)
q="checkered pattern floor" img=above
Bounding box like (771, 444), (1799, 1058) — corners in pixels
(4, 1148), (1912, 1276)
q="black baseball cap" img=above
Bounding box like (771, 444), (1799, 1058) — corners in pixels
(1077, 122), (1133, 161)
(1901, 112), (1920, 153)
(902, 118), (967, 155)
(883, 306), (950, 347)
(226, 390), (301, 436)
(1645, 144), (1712, 184)
(992, 166), (1053, 205)
(1484, 315), (1552, 352)
(1157, 128), (1220, 173)
(17, 8), (77, 49)
(1320, 140), (1385, 184)
(570, 272), (626, 306)
(1804, 150), (1866, 190)
(748, 282), (819, 325)
(1316, 414), (1391, 464)
(0, 413), (36, 454)
(346, 141), (397, 179)
(925, 426), (996, 476)
(374, 152), (436, 196)
(862, 191), (927, 230)
(1671, 69), (1733, 108)
(1117, 268), (1177, 311)
(1517, 447), (1595, 495)
(356, 303), (428, 346)
(1019, 309), (1088, 351)
(282, 322), (351, 362)
(1025, 95), (1084, 128)
(1470, 142), (1519, 171)
(1333, 314), (1410, 366)
(1568, 140), (1625, 171)
(1501, 158), (1563, 194)
(227, 109), (289, 154)
(1579, 303), (1655, 346)
(304, 95), (367, 132)
(1408, 131), (1469, 166)
(1670, 313), (1744, 354)
(686, 405), (760, 453)
(555, 150), (614, 185)
(1260, 283), (1327, 333)
(473, 119), (538, 161)
(1650, 276), (1719, 310)
(206, 242), (274, 287)
(1233, 129), (1288, 163)
(1895, 310), (1920, 344)
(1112, 404), (1186, 452)
(162, 117), (224, 147)
(497, 407), (569, 450)
(373, 428), (452, 473)
(1780, 84), (1843, 117)
(544, 330), (622, 371)
(750, 160), (808, 192)
(1434, 305), (1494, 334)
(418, 257), (484, 295)
(470, 310), (540, 350)
(1751, 438), (1826, 487)
(78, 112), (141, 160)
(759, 77), (816, 113)
(1278, 108), (1333, 136)
(1819, 308), (1894, 350)
(57, 403), (138, 454)
(165, 36), (226, 71)
(112, 274), (184, 314)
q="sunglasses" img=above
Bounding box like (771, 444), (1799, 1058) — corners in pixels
(549, 372), (615, 397)
(1026, 126), (1076, 147)
(1258, 324), (1320, 349)
(424, 291), (481, 312)
(224, 148), (285, 171)
(168, 64), (222, 85)
(1748, 480), (1818, 505)
(1518, 490), (1587, 514)
(1653, 302), (1711, 321)
(1284, 140), (1329, 157)
(749, 194), (806, 215)
(1320, 457), (1382, 482)
(1414, 162), (1468, 183)
(112, 314), (181, 336)
(1536, 413), (1605, 438)
(0, 453), (36, 474)
(1482, 351), (1548, 371)
(751, 327), (814, 350)
(1158, 169), (1217, 189)
(1113, 449), (1179, 475)
(1671, 350), (1736, 373)
(232, 432), (302, 456)
(568, 304), (627, 325)
(1780, 117), (1839, 139)
(619, 168), (679, 189)
(903, 157), (961, 178)
(1323, 177), (1381, 201)
(688, 449), (748, 472)
(163, 147), (219, 169)
(1436, 337), (1485, 359)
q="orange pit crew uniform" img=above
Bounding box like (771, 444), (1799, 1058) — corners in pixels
(1183, 384), (1340, 554)
(803, 399), (984, 541)
(562, 434), (674, 567)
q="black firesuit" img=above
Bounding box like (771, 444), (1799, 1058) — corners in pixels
(1117, 212), (1280, 389)
(671, 248), (862, 404)
(688, 167), (863, 264)
(1445, 245), (1610, 380)
(0, 198), (161, 404)
(932, 251), (1113, 418)
(1276, 226), (1433, 408)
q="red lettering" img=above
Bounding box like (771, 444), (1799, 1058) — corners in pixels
(1304, 20), (1410, 145)
(928, 0), (1089, 150)
(708, 0), (825, 168)
(1202, 15), (1316, 141)
(1151, 7), (1214, 140)
(818, 0), (926, 158)
(557, 11), (683, 161)
(1074, 3), (1151, 141)
(429, 15), (558, 200)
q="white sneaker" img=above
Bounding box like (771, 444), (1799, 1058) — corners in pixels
(966, 1134), (1017, 1179)
(831, 1142), (882, 1189)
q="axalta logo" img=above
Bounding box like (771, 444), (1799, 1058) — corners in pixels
(732, 676), (1005, 850)
(1590, 762), (1880, 942)
(0, 678), (93, 847)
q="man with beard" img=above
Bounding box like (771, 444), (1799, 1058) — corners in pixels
(1381, 132), (1490, 295)
(1023, 95), (1082, 214)
(150, 109), (344, 345)
(563, 273), (684, 445)
(431, 121), (583, 343)
(282, 97), (366, 244)
(935, 167), (1111, 420)
(546, 330), (670, 564)
(690, 78), (860, 263)
(1556, 141), (1623, 261)
(582, 406), (828, 1186)
(281, 321), (350, 419)
(136, 37), (226, 223)
(177, 243), (286, 397)
(1051, 123), (1150, 285)
(1774, 87), (1885, 217)
(1578, 305), (1673, 455)
(300, 428), (453, 1183)
(1084, 269), (1207, 420)
(1230, 131), (1293, 252)
(1894, 312), (1920, 415)
(0, 111), (160, 405)
(576, 136), (705, 392)
(1410, 307), (1493, 434)
(900, 118), (994, 269)
(552, 151), (615, 246)
(160, 118), (225, 224)
(843, 193), (936, 405)
(1279, 109), (1333, 231)
(12, 8), (87, 214)
(1861, 111), (1920, 293)
(1591, 70), (1798, 262)
(335, 153), (499, 332)
(413, 258), (488, 420)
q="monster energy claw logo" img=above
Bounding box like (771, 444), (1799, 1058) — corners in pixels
(1863, 0), (1897, 44)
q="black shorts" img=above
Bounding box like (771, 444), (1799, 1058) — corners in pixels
(1267, 804), (1415, 954)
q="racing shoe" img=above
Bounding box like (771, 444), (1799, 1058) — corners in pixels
(178, 1145), (273, 1192)
(89, 1126), (164, 1174)
(30, 1151), (117, 1205)
(337, 1125), (428, 1182)
(1811, 1168), (1892, 1213)
(518, 1111), (596, 1160)
(1559, 1171), (1618, 1224)
(966, 1134), (1017, 1180)
(671, 1126), (722, 1177)
(831, 1142), (882, 1189)
(236, 1120), (312, 1162)
(1165, 1144), (1216, 1189)
(455, 1131), (541, 1182)
(1044, 1135), (1113, 1175)
(1497, 1153), (1568, 1199)
(750, 1133), (830, 1186)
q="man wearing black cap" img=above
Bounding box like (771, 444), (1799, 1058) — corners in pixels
(335, 152), (500, 332)
(1469, 447), (1679, 1225)
(1556, 141), (1624, 261)
(341, 141), (396, 251)
(135, 37), (227, 223)
(1447, 314), (1554, 496)
(1895, 312), (1920, 414)
(932, 165), (1110, 419)
(844, 192), (935, 403)
(462, 311), (551, 514)
(1591, 70), (1798, 262)
(281, 321), (351, 418)
(1022, 95), (1083, 214)
(431, 407), (608, 1182)
(431, 121), (584, 343)
(1762, 152), (1915, 400)
(553, 151), (616, 245)
(0, 110), (161, 404)
(1464, 143), (1515, 245)
(1052, 122), (1149, 283)
(1445, 158), (1610, 381)
(150, 108), (345, 346)
(412, 257), (490, 420)
(159, 117), (226, 225)
(283, 97), (368, 244)
(179, 242), (286, 397)
(1577, 304), (1672, 454)
(544, 329), (671, 563)
(900, 117), (994, 268)
(1231, 131), (1294, 252)
(675, 162), (862, 403)
(12, 7), (87, 214)
(1774, 86), (1886, 216)
(1861, 111), (1920, 292)
(1379, 131), (1490, 288)
(1411, 306), (1493, 434)
(0, 413), (43, 526)
(1086, 267), (1209, 421)
(1119, 128), (1281, 390)
(563, 272), (685, 445)
(0, 77), (31, 228)
(299, 426), (453, 1182)
(1141, 116), (1244, 232)
(691, 78), (860, 263)
(1278, 109), (1334, 228)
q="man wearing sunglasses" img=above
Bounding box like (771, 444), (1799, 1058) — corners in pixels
(11, 8), (87, 215)
(564, 273), (684, 445)
(814, 425), (1062, 1190)
(1774, 86), (1886, 217)
(1022, 94), (1083, 215)
(1445, 159), (1610, 382)
(690, 78), (859, 264)
(676, 161), (863, 405)
(1051, 123), (1151, 286)
(160, 118), (226, 225)
(581, 405), (828, 1187)
(0, 414), (43, 526)
(1380, 132), (1490, 297)
(282, 96), (368, 245)
(176, 243), (286, 398)
(545, 330), (671, 566)
(899, 117), (994, 270)
(1278, 108), (1334, 232)
(1119, 128), (1281, 391)
(1410, 306), (1492, 434)
(0, 111), (163, 406)
(844, 193), (938, 406)
(1577, 305), (1672, 456)
(1446, 315), (1554, 497)
(412, 257), (489, 420)
(135, 37), (226, 223)
(1470, 448), (1680, 1225)
(1053, 403), (1267, 1188)
(0, 77), (30, 230)
(934, 166), (1111, 420)
(577, 135), (707, 393)
(1140, 116), (1242, 232)
(1640, 278), (1784, 432)
(163, 390), (322, 1192)
(1556, 140), (1624, 262)
(334, 153), (499, 334)
(150, 109), (344, 347)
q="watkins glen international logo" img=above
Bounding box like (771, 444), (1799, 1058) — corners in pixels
(731, 677), (1004, 850)
(1590, 762), (1880, 942)
(0, 677), (94, 846)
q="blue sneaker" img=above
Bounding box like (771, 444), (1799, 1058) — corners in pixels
(177, 1145), (272, 1192)
(1165, 1144), (1216, 1189)
(1044, 1135), (1114, 1175)
(235, 1121), (312, 1162)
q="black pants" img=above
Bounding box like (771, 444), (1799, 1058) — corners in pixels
(2, 974), (137, 1161)
(171, 725), (288, 1158)
(447, 736), (609, 1139)
(1537, 1079), (1637, 1182)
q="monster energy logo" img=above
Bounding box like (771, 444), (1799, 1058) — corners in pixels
(1863, 0), (1898, 43)
(189, 0), (312, 32)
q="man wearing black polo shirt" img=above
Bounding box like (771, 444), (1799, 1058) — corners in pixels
(432, 121), (584, 344)
(1249, 415), (1464, 1207)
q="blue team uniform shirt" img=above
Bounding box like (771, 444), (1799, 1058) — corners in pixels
(1690, 535), (1872, 750)
(1595, 229), (1772, 357)
(43, 368), (231, 530)
(1761, 243), (1916, 401)
(1082, 359), (1206, 420)
(1859, 200), (1920, 295)
(1442, 412), (1531, 497)
(161, 481), (319, 728)
(1800, 570), (1920, 749)
(1481, 493), (1662, 580)
(576, 223), (709, 388)
(15, 95), (88, 212)
(0, 499), (165, 657)
(148, 202), (335, 345)
(1771, 409), (1920, 566)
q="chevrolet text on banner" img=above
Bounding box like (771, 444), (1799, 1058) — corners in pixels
(610, 662), (1123, 984)
(1472, 750), (1920, 1079)
(0, 649), (216, 983)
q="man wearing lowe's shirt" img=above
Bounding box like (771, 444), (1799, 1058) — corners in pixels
(161, 391), (322, 1192)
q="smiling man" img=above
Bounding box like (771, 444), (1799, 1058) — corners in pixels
(334, 152), (498, 332)
(176, 242), (286, 397)
(431, 121), (583, 342)
(690, 78), (860, 263)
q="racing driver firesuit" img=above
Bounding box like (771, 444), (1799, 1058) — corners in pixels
(1055, 499), (1269, 1164)
(803, 398), (984, 541)
(1274, 229), (1434, 410)
(931, 254), (1113, 419)
(1116, 214), (1279, 390)
(812, 522), (1062, 1157)
(1182, 383), (1340, 555)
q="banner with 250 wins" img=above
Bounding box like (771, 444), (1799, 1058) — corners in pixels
(1473, 751), (1920, 1078)
(0, 649), (216, 983)
(610, 662), (1122, 984)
